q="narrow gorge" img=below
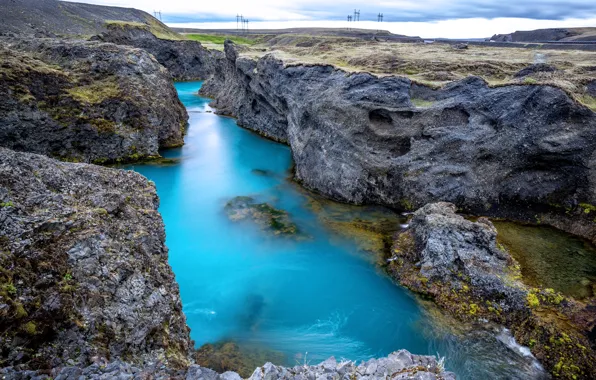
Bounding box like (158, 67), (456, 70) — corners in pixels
(1, 2), (595, 379)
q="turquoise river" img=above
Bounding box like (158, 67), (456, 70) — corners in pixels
(124, 82), (547, 379)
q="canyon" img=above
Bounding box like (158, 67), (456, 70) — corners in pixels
(0, 3), (595, 379)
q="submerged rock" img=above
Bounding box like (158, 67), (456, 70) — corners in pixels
(201, 41), (596, 245)
(389, 202), (596, 379)
(0, 37), (187, 164)
(0, 147), (191, 370)
(224, 196), (303, 238)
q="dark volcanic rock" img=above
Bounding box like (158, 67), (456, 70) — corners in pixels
(0, 147), (191, 370)
(201, 41), (596, 244)
(0, 37), (187, 163)
(514, 63), (557, 78)
(389, 202), (596, 379)
(93, 24), (221, 80)
(390, 203), (528, 313)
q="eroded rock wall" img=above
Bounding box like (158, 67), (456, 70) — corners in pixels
(0, 37), (187, 164)
(201, 41), (596, 244)
(0, 148), (191, 371)
(92, 24), (222, 81)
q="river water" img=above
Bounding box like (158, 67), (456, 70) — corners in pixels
(124, 81), (548, 379)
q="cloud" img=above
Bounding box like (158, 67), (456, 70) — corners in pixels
(63, 0), (596, 22)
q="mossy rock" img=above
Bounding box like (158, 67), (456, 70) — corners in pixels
(224, 196), (305, 238)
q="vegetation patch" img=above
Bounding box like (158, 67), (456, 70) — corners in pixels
(411, 98), (434, 107)
(66, 80), (121, 104)
(185, 34), (257, 46)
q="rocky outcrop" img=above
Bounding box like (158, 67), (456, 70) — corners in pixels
(0, 147), (191, 371)
(514, 63), (558, 78)
(0, 37), (187, 164)
(200, 41), (596, 244)
(1, 350), (454, 379)
(389, 202), (596, 379)
(93, 24), (222, 81)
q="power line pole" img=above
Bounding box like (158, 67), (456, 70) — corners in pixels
(246, 19), (249, 34)
(236, 14), (240, 31)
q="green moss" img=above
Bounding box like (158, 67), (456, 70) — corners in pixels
(468, 303), (479, 315)
(411, 98), (434, 107)
(523, 77), (538, 84)
(22, 321), (37, 335)
(3, 283), (17, 295)
(14, 302), (28, 319)
(579, 203), (596, 214)
(527, 292), (540, 308)
(400, 199), (414, 211)
(0, 201), (14, 208)
(66, 80), (120, 104)
(89, 118), (117, 133)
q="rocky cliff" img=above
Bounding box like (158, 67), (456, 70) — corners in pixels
(0, 37), (187, 164)
(0, 147), (191, 371)
(93, 24), (222, 81)
(201, 41), (596, 244)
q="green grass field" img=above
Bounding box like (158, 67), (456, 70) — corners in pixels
(184, 34), (256, 45)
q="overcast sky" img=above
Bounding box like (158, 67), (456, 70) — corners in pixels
(65, 0), (596, 38)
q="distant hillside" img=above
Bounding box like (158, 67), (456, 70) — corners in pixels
(0, 0), (180, 39)
(491, 27), (596, 42)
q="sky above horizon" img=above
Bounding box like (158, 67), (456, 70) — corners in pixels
(64, 0), (596, 38)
